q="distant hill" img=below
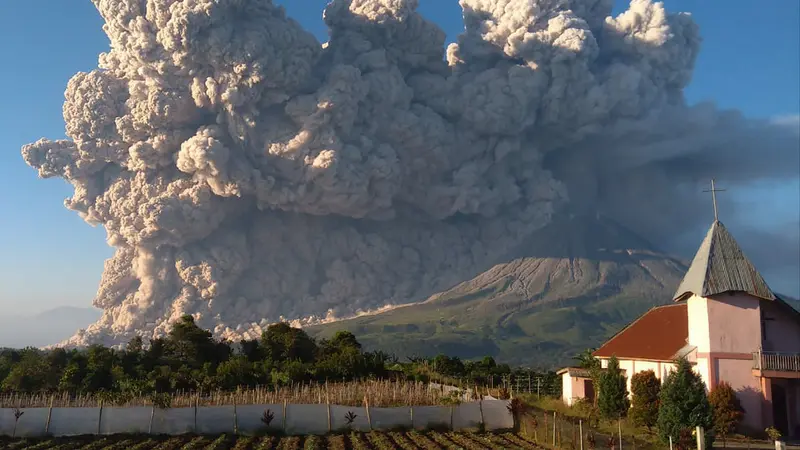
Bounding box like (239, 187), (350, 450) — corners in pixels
(0, 306), (102, 349)
(782, 296), (800, 312)
(308, 215), (689, 369)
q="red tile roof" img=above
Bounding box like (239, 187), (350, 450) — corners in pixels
(593, 303), (688, 361)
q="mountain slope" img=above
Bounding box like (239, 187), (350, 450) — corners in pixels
(308, 215), (688, 368)
(0, 307), (102, 349)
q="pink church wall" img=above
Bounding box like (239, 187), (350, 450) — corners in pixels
(706, 293), (762, 353)
(760, 301), (800, 352)
(716, 358), (763, 430)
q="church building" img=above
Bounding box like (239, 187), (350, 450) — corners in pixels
(559, 218), (800, 438)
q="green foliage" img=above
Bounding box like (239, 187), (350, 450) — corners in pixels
(261, 322), (317, 363)
(708, 381), (743, 441)
(432, 354), (465, 377)
(574, 349), (601, 372)
(0, 316), (554, 401)
(1, 348), (51, 392)
(574, 348), (602, 405)
(629, 369), (660, 430)
(0, 319), (391, 398)
(657, 357), (714, 449)
(765, 426), (782, 441)
(597, 355), (629, 419)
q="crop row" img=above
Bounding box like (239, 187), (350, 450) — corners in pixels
(0, 431), (541, 449)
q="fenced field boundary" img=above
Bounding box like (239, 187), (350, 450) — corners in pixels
(0, 399), (513, 438)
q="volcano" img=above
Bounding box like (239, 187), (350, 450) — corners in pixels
(307, 214), (689, 368)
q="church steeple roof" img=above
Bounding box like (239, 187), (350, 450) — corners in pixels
(673, 220), (776, 302)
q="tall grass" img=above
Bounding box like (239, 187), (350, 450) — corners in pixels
(0, 380), (469, 408)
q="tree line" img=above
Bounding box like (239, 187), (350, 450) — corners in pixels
(0, 315), (555, 398)
(574, 350), (749, 449)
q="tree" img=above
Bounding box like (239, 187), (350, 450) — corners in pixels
(1, 349), (49, 393)
(261, 322), (318, 364)
(433, 354), (465, 377)
(629, 370), (660, 431)
(216, 355), (258, 390)
(166, 315), (229, 367)
(328, 331), (361, 352)
(708, 381), (744, 445)
(574, 349), (601, 371)
(58, 360), (85, 393)
(574, 348), (602, 405)
(657, 357), (714, 449)
(597, 355), (629, 419)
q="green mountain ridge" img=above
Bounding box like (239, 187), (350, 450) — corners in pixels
(307, 215), (690, 369)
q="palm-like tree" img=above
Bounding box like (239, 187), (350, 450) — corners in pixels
(574, 349), (600, 370)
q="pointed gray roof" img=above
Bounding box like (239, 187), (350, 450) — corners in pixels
(673, 221), (776, 302)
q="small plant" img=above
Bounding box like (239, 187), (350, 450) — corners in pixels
(261, 409), (275, 427)
(765, 426), (782, 442)
(12, 407), (24, 438)
(344, 410), (358, 428)
(506, 397), (528, 432)
(572, 397), (597, 416)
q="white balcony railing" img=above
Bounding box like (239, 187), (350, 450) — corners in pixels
(752, 351), (800, 372)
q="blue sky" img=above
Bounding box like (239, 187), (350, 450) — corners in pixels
(0, 0), (798, 315)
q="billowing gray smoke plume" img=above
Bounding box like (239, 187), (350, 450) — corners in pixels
(23, 0), (799, 346)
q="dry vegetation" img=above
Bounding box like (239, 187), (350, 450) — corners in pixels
(0, 380), (463, 408)
(0, 431), (541, 449)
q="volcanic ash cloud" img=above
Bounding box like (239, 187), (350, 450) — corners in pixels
(22, 0), (800, 346)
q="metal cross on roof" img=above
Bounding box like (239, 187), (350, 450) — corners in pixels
(703, 179), (726, 221)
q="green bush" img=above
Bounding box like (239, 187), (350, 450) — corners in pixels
(597, 355), (629, 420)
(657, 357), (714, 449)
(629, 370), (660, 431)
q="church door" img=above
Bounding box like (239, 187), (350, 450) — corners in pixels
(773, 383), (789, 437)
(584, 379), (596, 404)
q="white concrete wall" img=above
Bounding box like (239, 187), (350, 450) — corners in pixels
(196, 406), (235, 435)
(151, 407), (195, 435)
(0, 400), (513, 437)
(482, 400), (514, 430)
(561, 373), (573, 406)
(634, 361), (661, 378)
(694, 357), (712, 392)
(234, 404), (284, 435)
(100, 407), (152, 435)
(370, 407), (412, 430)
(410, 406), (452, 430)
(329, 405), (370, 433)
(0, 408), (49, 438)
(661, 362), (677, 380)
(50, 407), (101, 436)
(619, 360), (634, 393)
(452, 402), (482, 430)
